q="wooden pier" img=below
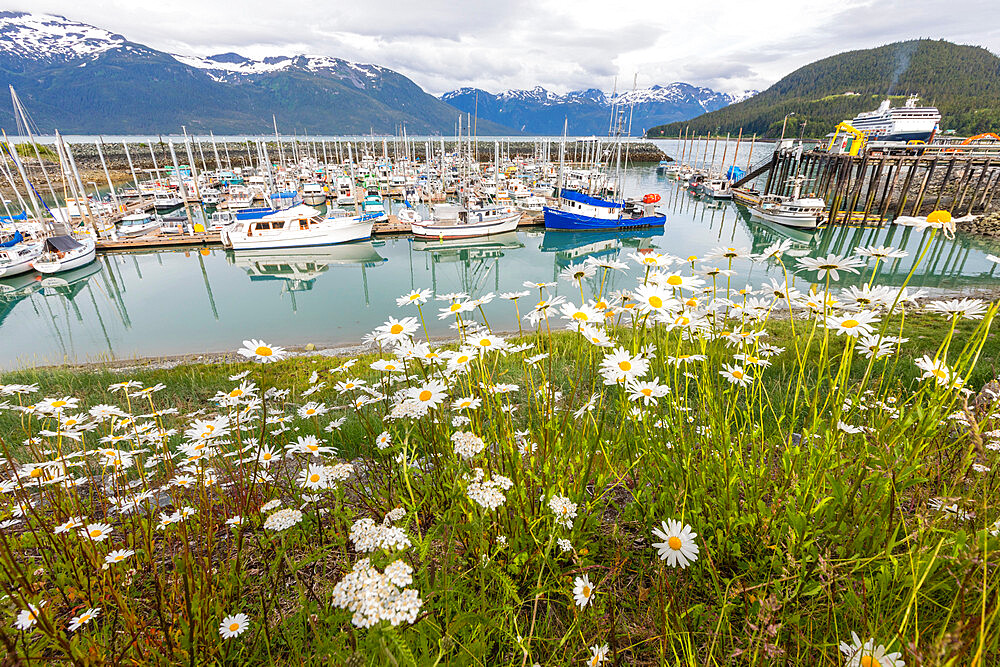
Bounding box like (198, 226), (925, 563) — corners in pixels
(94, 211), (547, 252)
(735, 148), (1000, 224)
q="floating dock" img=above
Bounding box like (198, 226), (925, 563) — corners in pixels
(95, 211), (546, 252)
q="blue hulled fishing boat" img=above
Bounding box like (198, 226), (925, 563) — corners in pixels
(543, 189), (665, 231)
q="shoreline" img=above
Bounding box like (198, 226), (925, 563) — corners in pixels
(5, 284), (1000, 374)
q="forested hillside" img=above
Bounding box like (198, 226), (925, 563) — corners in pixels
(648, 40), (1000, 138)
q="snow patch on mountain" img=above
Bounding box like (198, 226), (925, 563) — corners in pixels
(0, 11), (125, 61)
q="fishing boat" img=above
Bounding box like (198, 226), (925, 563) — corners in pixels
(360, 189), (388, 222)
(655, 160), (674, 174)
(698, 178), (733, 199)
(301, 182), (327, 206)
(409, 203), (521, 240)
(219, 204), (374, 251)
(117, 212), (162, 238)
(543, 190), (665, 231)
(749, 179), (826, 230)
(152, 190), (183, 211)
(0, 232), (43, 278)
(335, 177), (355, 205)
(518, 195), (547, 212)
(31, 235), (97, 274)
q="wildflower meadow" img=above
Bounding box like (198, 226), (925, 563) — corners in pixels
(1, 214), (999, 665)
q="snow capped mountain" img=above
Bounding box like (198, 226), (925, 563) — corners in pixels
(172, 52), (387, 87)
(0, 12), (514, 134)
(0, 11), (127, 62)
(441, 84), (756, 134)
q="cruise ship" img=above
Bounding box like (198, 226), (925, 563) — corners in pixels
(846, 95), (941, 142)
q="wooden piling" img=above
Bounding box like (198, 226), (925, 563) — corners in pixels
(911, 156), (938, 216)
(931, 157), (957, 211)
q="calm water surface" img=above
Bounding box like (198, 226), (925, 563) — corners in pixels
(3, 165), (999, 369)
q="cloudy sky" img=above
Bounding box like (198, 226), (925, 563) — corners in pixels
(14, 0), (1000, 94)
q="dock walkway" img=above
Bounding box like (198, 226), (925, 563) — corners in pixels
(95, 211), (547, 252)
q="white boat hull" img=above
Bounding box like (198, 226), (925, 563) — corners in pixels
(0, 244), (43, 278)
(411, 212), (521, 239)
(750, 207), (823, 230)
(117, 222), (162, 238)
(31, 239), (97, 274)
(222, 219), (373, 251)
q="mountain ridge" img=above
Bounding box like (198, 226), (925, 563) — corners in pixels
(440, 83), (756, 135)
(0, 11), (515, 135)
(647, 39), (1000, 138)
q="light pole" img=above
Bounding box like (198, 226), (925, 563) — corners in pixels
(780, 113), (796, 141)
(88, 181), (100, 201)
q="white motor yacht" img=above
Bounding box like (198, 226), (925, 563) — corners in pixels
(220, 204), (374, 251)
(117, 212), (162, 238)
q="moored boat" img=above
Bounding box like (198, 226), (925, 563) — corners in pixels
(31, 235), (97, 274)
(220, 204), (374, 251)
(543, 190), (664, 231)
(409, 204), (521, 240)
(117, 212), (162, 238)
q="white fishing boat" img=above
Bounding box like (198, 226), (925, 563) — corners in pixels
(335, 177), (356, 205)
(31, 235), (97, 274)
(699, 179), (733, 199)
(518, 195), (547, 212)
(219, 204), (374, 251)
(0, 234), (43, 278)
(117, 212), (162, 238)
(153, 190), (183, 210)
(749, 179), (826, 230)
(223, 186), (255, 210)
(301, 182), (327, 206)
(410, 203), (521, 240)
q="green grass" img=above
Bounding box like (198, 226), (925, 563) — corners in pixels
(0, 272), (998, 665)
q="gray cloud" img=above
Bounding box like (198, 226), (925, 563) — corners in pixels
(9, 0), (999, 95)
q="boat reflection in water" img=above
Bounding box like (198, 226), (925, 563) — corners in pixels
(411, 232), (524, 294)
(540, 227), (665, 269)
(226, 242), (387, 311)
(733, 204), (822, 259)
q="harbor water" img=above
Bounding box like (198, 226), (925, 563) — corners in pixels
(2, 162), (999, 369)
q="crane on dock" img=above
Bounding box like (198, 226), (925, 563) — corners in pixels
(826, 122), (866, 156)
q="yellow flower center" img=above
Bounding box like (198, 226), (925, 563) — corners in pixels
(732, 370), (744, 379)
(310, 474), (320, 483)
(29, 468), (43, 478)
(583, 585), (591, 596)
(675, 316), (690, 325)
(52, 400), (67, 408)
(263, 453), (272, 460)
(89, 529), (102, 537)
(668, 536), (682, 550)
(229, 389), (242, 397)
(480, 339), (492, 346)
(229, 623), (240, 632)
(841, 319), (859, 328)
(457, 355), (469, 364)
(685, 298), (697, 307)
(390, 323), (404, 334)
(419, 390), (433, 401)
(307, 444), (318, 451)
(573, 312), (588, 320)
(408, 294), (419, 300)
(449, 303), (461, 312)
(932, 369), (947, 379)
(649, 295), (663, 308)
(385, 364), (396, 370)
(860, 657), (881, 667)
(618, 360), (632, 372)
(641, 388), (652, 396)
(255, 346), (273, 357)
(666, 275), (683, 286)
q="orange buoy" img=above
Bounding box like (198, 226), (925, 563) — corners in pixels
(642, 193), (661, 204)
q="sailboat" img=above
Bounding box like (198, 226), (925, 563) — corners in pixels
(31, 235), (97, 274)
(0, 230), (43, 278)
